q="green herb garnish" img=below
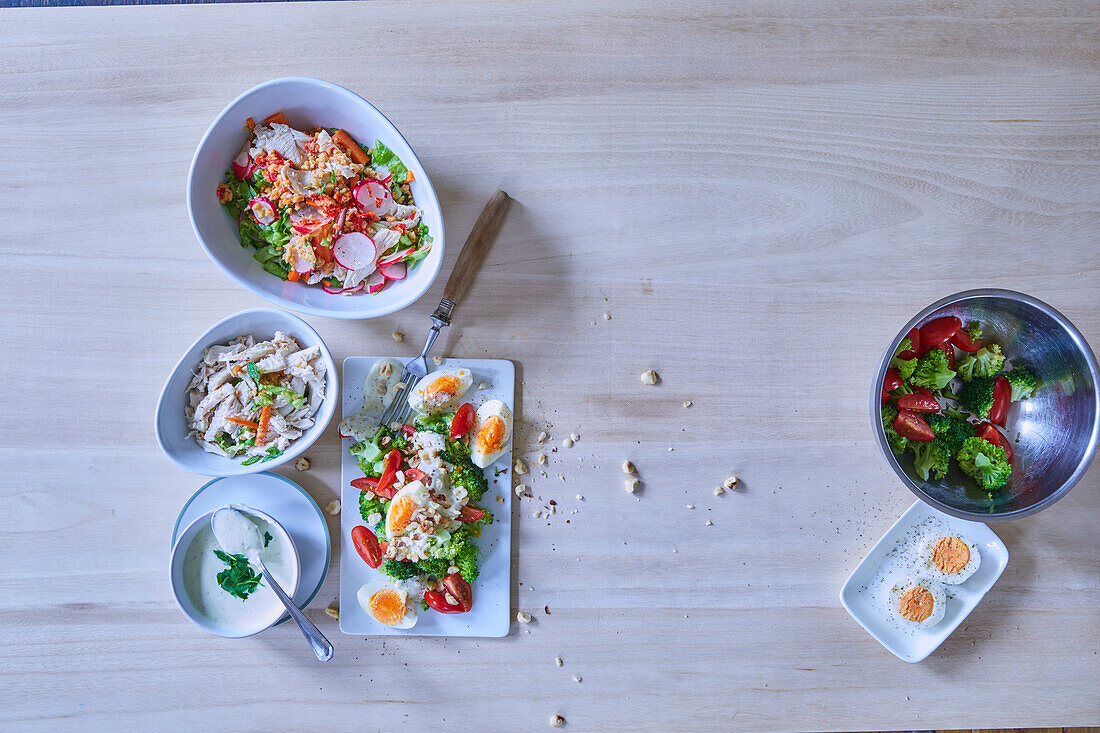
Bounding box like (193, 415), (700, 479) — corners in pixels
(263, 531), (273, 548)
(213, 549), (263, 600)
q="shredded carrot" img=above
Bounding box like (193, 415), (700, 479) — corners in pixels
(264, 111), (288, 126)
(287, 269), (301, 282)
(405, 170), (414, 183)
(245, 117), (255, 132)
(256, 405), (272, 445)
(332, 129), (370, 165)
(226, 416), (259, 429)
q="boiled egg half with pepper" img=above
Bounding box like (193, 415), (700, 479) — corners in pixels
(408, 367), (473, 414)
(887, 578), (946, 629)
(919, 534), (980, 585)
(385, 481), (430, 539)
(357, 580), (417, 629)
(470, 399), (513, 469)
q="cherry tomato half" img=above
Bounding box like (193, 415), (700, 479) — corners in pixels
(883, 368), (903, 393)
(351, 475), (396, 500)
(897, 327), (921, 360)
(450, 403), (475, 439)
(988, 376), (1011, 426)
(442, 573), (474, 612)
(375, 448), (404, 497)
(458, 505), (485, 522)
(423, 590), (466, 614)
(403, 467), (427, 484)
(897, 393), (940, 413)
(950, 328), (982, 352)
(401, 424), (416, 437)
(931, 341), (956, 369)
(919, 316), (962, 352)
(894, 409), (935, 442)
(975, 421), (1013, 462)
(351, 525), (383, 568)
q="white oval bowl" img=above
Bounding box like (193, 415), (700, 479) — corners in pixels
(154, 308), (337, 476)
(187, 77), (445, 319)
(170, 506), (301, 638)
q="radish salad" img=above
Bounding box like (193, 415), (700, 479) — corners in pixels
(216, 113), (432, 296)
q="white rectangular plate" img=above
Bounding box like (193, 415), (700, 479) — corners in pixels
(338, 356), (513, 637)
(840, 500), (1008, 662)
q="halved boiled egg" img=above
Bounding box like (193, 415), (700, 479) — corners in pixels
(385, 481), (430, 539)
(920, 534), (980, 585)
(357, 580), (417, 629)
(887, 578), (946, 629)
(470, 399), (513, 469)
(407, 367), (473, 414)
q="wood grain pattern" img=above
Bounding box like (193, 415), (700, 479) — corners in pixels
(442, 190), (510, 308)
(0, 1), (1097, 730)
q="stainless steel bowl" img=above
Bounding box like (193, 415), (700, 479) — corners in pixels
(871, 289), (1099, 521)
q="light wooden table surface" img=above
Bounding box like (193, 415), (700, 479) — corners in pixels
(1, 1), (1097, 730)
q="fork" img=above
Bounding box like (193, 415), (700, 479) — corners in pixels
(379, 190), (511, 428)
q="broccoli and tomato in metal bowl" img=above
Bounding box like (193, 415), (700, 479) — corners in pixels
(872, 290), (1099, 521)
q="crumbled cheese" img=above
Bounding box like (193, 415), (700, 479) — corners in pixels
(514, 459), (528, 475)
(622, 460), (635, 474)
(325, 499), (341, 516)
(295, 457), (311, 471)
(367, 512), (382, 526)
(624, 478), (638, 493)
(392, 331), (404, 342)
(517, 611), (533, 623)
(641, 369), (659, 385)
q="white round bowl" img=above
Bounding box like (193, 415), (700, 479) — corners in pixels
(187, 77), (445, 319)
(170, 506), (301, 638)
(154, 308), (338, 476)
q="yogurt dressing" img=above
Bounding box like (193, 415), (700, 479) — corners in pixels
(182, 509), (295, 633)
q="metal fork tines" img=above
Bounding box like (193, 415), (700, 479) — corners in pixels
(377, 309), (450, 429)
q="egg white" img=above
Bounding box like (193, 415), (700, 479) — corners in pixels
(919, 535), (980, 585)
(385, 481), (429, 539)
(887, 578), (946, 629)
(357, 580), (417, 629)
(470, 399), (513, 469)
(407, 367), (473, 415)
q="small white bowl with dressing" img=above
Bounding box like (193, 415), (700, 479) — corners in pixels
(170, 505), (301, 638)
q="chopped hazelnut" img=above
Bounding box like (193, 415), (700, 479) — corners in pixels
(724, 475), (739, 489)
(641, 369), (659, 385)
(514, 459), (528, 475)
(537, 431), (548, 443)
(624, 478), (639, 493)
(562, 438), (573, 448)
(325, 499), (341, 516)
(295, 457), (311, 471)
(325, 603), (339, 620)
(550, 715), (564, 728)
(391, 331), (404, 342)
(622, 460), (635, 474)
(517, 611), (533, 623)
(683, 400), (692, 408)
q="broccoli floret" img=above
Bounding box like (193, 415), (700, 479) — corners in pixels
(414, 411), (454, 436)
(956, 436), (1011, 491)
(890, 339), (918, 381)
(359, 492), (388, 523)
(416, 556), (451, 579)
(965, 321), (983, 341)
(910, 348), (956, 391)
(958, 377), (996, 419)
(380, 560), (421, 581)
(910, 440), (951, 481)
(881, 405), (909, 455)
(453, 542), (480, 582)
(1005, 366), (1038, 401)
(942, 405), (970, 421)
(926, 413), (971, 453)
(442, 440), (489, 501)
(956, 344), (1005, 381)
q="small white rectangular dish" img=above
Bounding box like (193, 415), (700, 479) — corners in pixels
(338, 356), (513, 637)
(840, 499), (1008, 662)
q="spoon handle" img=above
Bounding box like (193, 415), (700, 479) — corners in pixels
(259, 562), (333, 662)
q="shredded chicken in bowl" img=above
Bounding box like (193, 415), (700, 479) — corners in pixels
(186, 332), (326, 463)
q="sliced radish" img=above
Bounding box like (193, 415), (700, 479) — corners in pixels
(332, 232), (376, 271)
(353, 179), (394, 217)
(377, 247), (415, 267)
(248, 196), (277, 226)
(379, 261), (407, 281)
(366, 271), (386, 294)
(290, 253), (313, 274)
(371, 168), (393, 185)
(340, 283), (365, 296)
(231, 143), (255, 179)
(333, 208), (348, 236)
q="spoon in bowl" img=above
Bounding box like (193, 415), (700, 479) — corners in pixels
(211, 506), (333, 661)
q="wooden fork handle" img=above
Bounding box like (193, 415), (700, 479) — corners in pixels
(441, 190), (510, 309)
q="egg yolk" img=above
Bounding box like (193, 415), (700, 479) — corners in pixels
(387, 495), (417, 536)
(476, 415), (506, 455)
(368, 589), (408, 626)
(424, 375), (461, 400)
(931, 536), (970, 574)
(898, 586), (935, 622)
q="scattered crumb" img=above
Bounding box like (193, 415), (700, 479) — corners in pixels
(517, 611), (533, 623)
(622, 460), (635, 474)
(603, 313), (611, 320)
(391, 331), (404, 342)
(325, 499), (341, 516)
(714, 486), (725, 496)
(625, 478), (639, 493)
(724, 475), (739, 489)
(325, 603), (339, 620)
(559, 475), (565, 481)
(668, 446), (674, 452)
(496, 495), (504, 503)
(537, 454), (547, 465)
(537, 431), (548, 443)
(573, 674), (582, 683)
(550, 715), (564, 728)
(477, 381), (487, 390)
(515, 484), (527, 497)
(562, 437), (573, 448)
(533, 510), (542, 518)
(394, 381), (406, 391)
(548, 505), (557, 515)
(432, 355), (443, 366)
(686, 504), (695, 509)
(514, 459), (528, 475)
(570, 432), (580, 442)
(540, 471), (548, 478)
(641, 369), (659, 385)
(295, 457), (311, 471)
(705, 520), (713, 526)
(683, 400), (692, 408)
(555, 657), (563, 666)
(575, 494), (583, 500)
